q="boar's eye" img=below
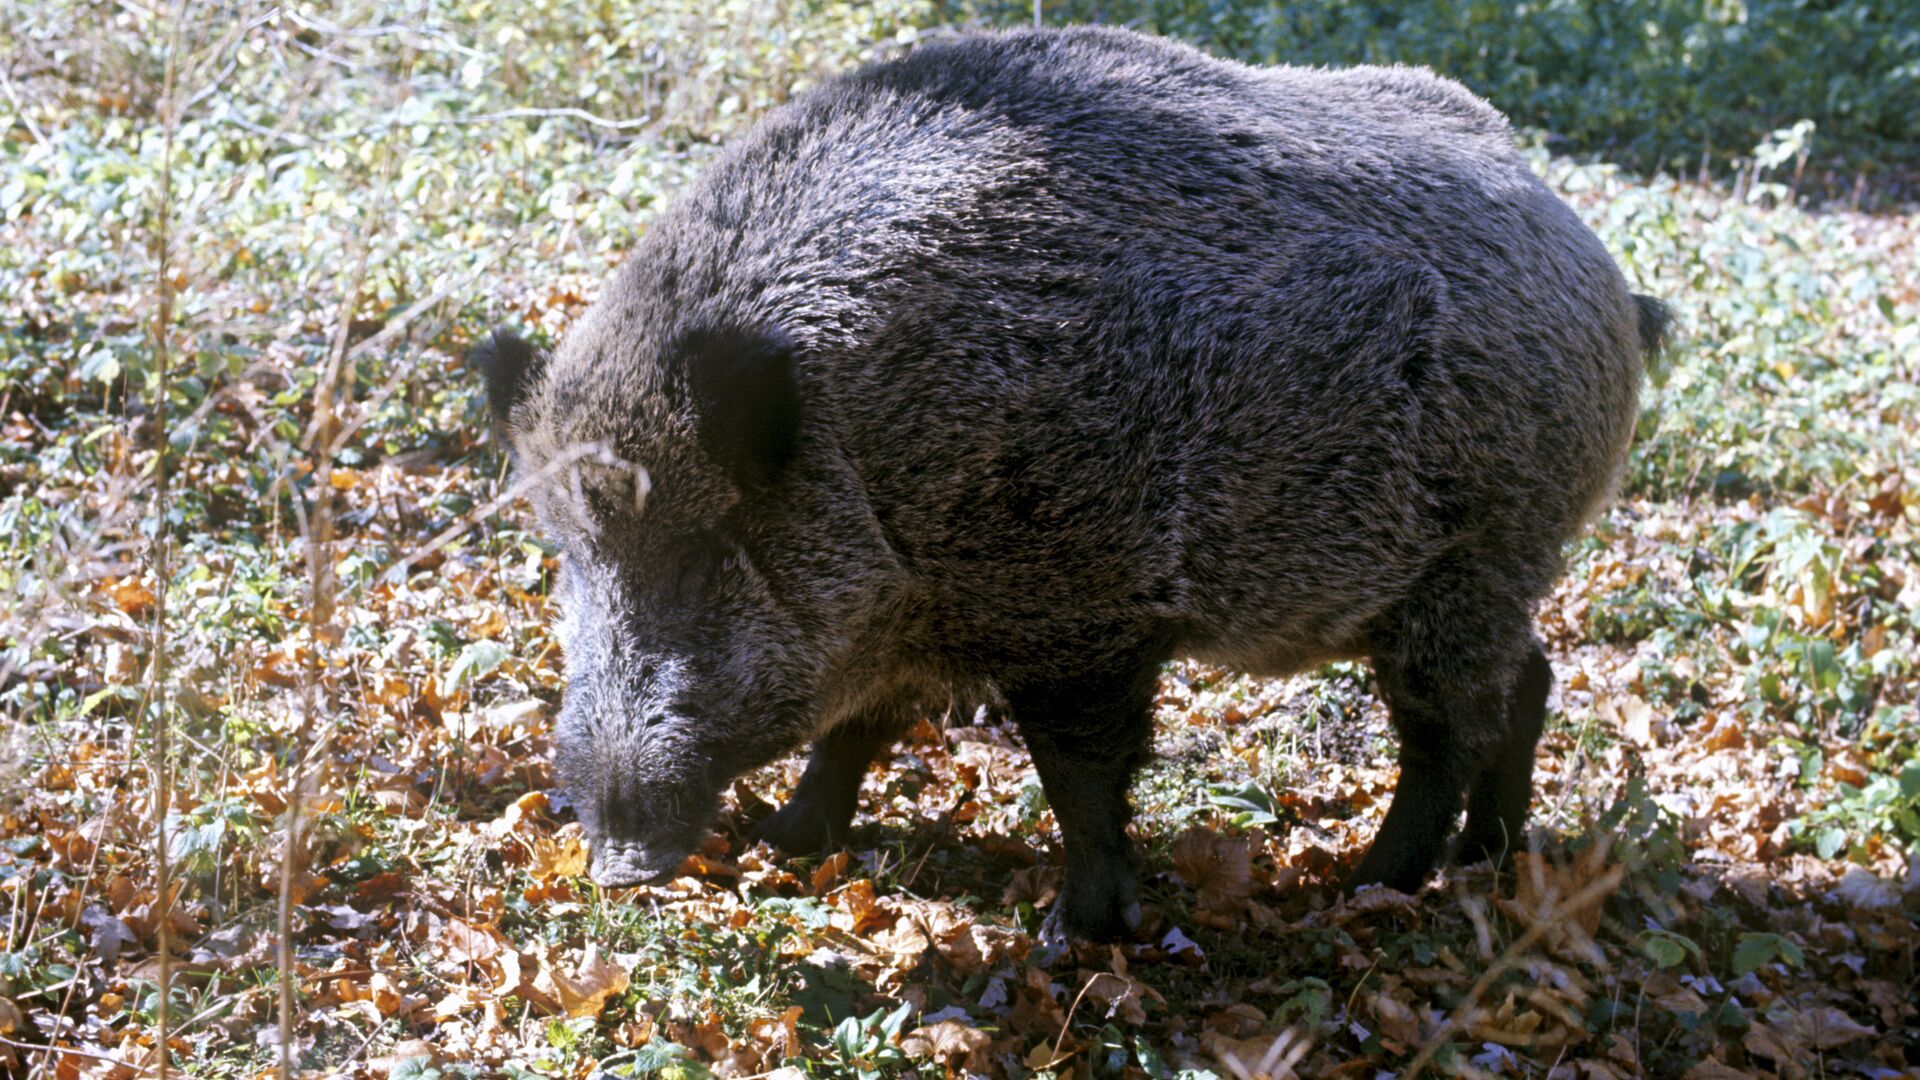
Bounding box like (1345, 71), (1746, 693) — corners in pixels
(669, 539), (718, 600)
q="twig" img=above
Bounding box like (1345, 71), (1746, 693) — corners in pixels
(373, 439), (641, 587)
(1403, 857), (1626, 1079)
(277, 79), (386, 1080)
(0, 67), (50, 149)
(416, 106), (654, 131)
(0, 1036), (156, 1076)
(220, 104), (653, 147)
(345, 256), (494, 360)
(145, 4), (187, 1077)
(280, 7), (488, 59)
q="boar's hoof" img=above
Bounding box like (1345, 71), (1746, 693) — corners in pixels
(1342, 855), (1435, 898)
(1043, 878), (1144, 944)
(588, 839), (685, 889)
(749, 799), (852, 855)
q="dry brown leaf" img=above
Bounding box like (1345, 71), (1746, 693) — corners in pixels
(1680, 1059), (1760, 1080)
(1024, 1039), (1078, 1072)
(832, 879), (892, 934)
(1773, 1004), (1876, 1051)
(442, 916), (504, 964)
(433, 984), (486, 1022)
(747, 1006), (805, 1066)
(368, 1039), (439, 1076)
(1008, 966), (1067, 1035)
(936, 921), (1029, 974)
(1499, 849), (1622, 964)
(529, 822), (589, 880)
(1171, 827), (1255, 915)
(870, 918), (932, 967)
(1002, 865), (1062, 908)
(903, 1020), (994, 1074)
(1701, 715), (1745, 751)
(688, 1011), (733, 1059)
(1863, 979), (1917, 1028)
(1342, 885), (1418, 918)
(1200, 1025), (1307, 1080)
(1080, 970), (1163, 1025)
(612, 1013), (657, 1048)
(1604, 1031), (1640, 1072)
(1742, 1024), (1810, 1078)
(1369, 991), (1422, 1049)
(102, 578), (155, 616)
(488, 790), (550, 839)
(367, 971), (411, 1017)
(811, 850), (850, 894)
(531, 942), (629, 1019)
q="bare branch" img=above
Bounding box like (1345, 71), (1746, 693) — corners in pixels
(0, 66), (50, 150)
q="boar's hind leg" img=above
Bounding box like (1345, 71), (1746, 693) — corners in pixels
(1456, 644), (1551, 867)
(1351, 599), (1539, 895)
(751, 714), (906, 854)
(1008, 652), (1162, 943)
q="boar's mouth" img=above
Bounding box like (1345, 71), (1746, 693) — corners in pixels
(587, 837), (690, 888)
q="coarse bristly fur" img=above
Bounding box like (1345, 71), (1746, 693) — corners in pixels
(478, 26), (1671, 940)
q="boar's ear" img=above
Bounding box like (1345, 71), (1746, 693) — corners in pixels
(680, 327), (801, 490)
(472, 329), (545, 434)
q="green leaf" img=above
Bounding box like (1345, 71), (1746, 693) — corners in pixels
(442, 639), (510, 697)
(629, 1041), (710, 1079)
(1015, 772), (1049, 826)
(76, 346), (122, 386)
(390, 1058), (441, 1080)
(1204, 781), (1285, 827)
(1133, 1033), (1172, 1075)
(879, 999), (913, 1039)
(1635, 929), (1702, 970)
(1804, 639), (1840, 692)
(1731, 932), (1805, 977)
(832, 1015), (864, 1058)
(1814, 826), (1848, 860)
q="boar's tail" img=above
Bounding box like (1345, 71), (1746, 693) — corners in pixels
(1632, 294), (1673, 361)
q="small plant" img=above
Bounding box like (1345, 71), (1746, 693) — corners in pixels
(826, 1002), (914, 1080)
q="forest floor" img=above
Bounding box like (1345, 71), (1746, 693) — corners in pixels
(2, 5), (1918, 1079)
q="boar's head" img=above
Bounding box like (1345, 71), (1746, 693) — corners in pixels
(476, 320), (865, 888)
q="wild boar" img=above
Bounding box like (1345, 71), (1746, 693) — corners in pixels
(477, 25), (1669, 940)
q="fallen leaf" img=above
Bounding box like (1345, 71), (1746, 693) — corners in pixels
(1773, 1004), (1875, 1051)
(1171, 827), (1255, 915)
(1681, 1059), (1759, 1079)
(529, 823), (589, 880)
(1080, 970), (1163, 1025)
(532, 942), (629, 1019)
(903, 1020), (993, 1073)
(1370, 991), (1421, 1048)
(442, 916), (504, 964)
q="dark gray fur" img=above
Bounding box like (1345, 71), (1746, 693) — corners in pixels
(480, 26), (1668, 940)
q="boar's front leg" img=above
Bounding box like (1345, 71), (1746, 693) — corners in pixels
(1008, 651), (1163, 942)
(752, 713), (907, 854)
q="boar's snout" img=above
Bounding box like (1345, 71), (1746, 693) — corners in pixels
(555, 689), (727, 891)
(587, 836), (686, 889)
